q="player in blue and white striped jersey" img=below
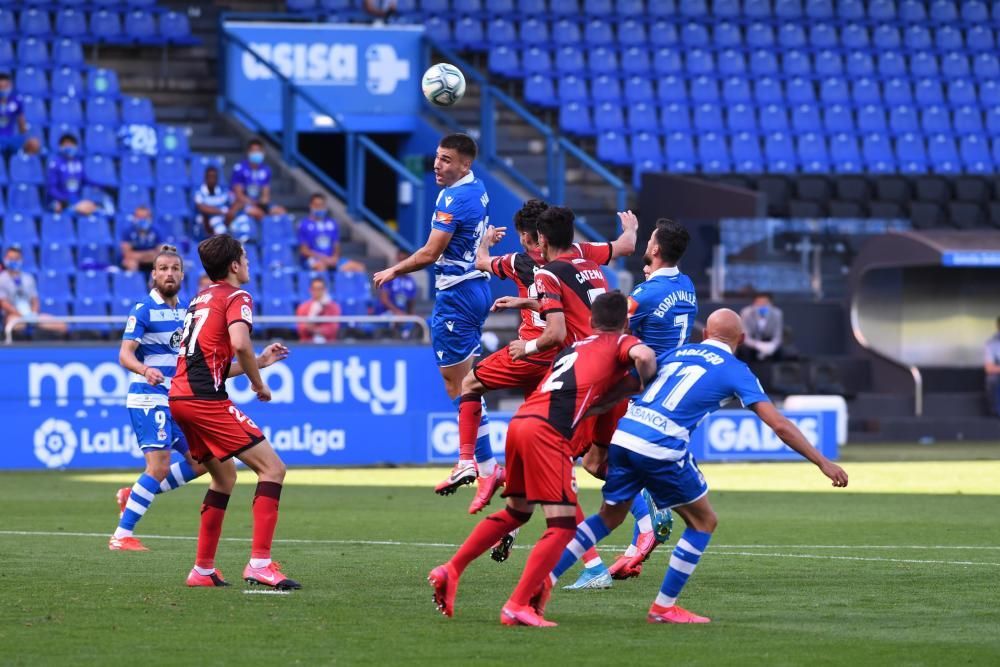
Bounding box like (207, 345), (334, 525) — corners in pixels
(109, 245), (204, 551)
(544, 309), (848, 624)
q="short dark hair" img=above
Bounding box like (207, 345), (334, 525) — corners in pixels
(247, 138), (263, 149)
(591, 291), (628, 331)
(514, 199), (549, 239)
(652, 218), (690, 264)
(5, 245), (22, 258)
(439, 133), (478, 160)
(310, 193), (325, 203)
(204, 166), (218, 176)
(59, 133), (78, 146)
(310, 277), (327, 289)
(198, 234), (244, 281)
(536, 206), (575, 250)
(154, 244), (183, 271)
(0, 72), (10, 82)
(753, 291), (773, 302)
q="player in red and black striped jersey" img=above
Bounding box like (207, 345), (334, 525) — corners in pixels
(169, 234), (300, 591)
(428, 291), (656, 626)
(447, 200), (637, 513)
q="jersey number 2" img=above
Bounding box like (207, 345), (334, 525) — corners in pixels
(541, 351), (578, 393)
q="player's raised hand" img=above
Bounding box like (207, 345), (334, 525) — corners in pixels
(373, 267), (396, 288)
(618, 210), (639, 233)
(508, 339), (528, 360)
(253, 382), (272, 403)
(143, 367), (165, 386)
(259, 343), (289, 368)
(484, 225), (507, 247)
(820, 461), (849, 487)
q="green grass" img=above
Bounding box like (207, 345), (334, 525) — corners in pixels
(1, 464), (999, 666)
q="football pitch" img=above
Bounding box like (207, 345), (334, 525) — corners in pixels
(2, 448), (1000, 666)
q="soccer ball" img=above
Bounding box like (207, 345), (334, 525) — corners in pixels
(422, 63), (466, 107)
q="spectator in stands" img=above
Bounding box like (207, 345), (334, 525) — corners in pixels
(363, 0), (397, 20)
(296, 277), (341, 343)
(375, 249), (417, 338)
(738, 292), (787, 361)
(983, 317), (1000, 417)
(0, 246), (67, 336)
(47, 134), (99, 215)
(0, 72), (40, 157)
(118, 205), (166, 273)
(298, 193), (341, 272)
(231, 138), (285, 221)
(198, 274), (212, 292)
(194, 166), (240, 239)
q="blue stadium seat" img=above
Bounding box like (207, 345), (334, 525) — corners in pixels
(960, 135), (992, 173)
(128, 0), (160, 8)
(118, 185), (151, 213)
(648, 0), (677, 18)
(10, 153), (44, 186)
(809, 24), (838, 49)
(921, 106), (951, 135)
(718, 49), (746, 76)
(487, 18), (516, 46)
(699, 133), (731, 173)
(778, 24), (807, 49)
(9, 185), (42, 216)
(19, 8), (51, 37)
(929, 0), (958, 22)
(681, 22), (709, 48)
(750, 50), (779, 76)
(805, 0), (833, 18)
(746, 22), (775, 48)
(41, 242), (75, 274)
(112, 272), (146, 308)
(727, 103), (757, 132)
(823, 105), (854, 134)
(831, 133), (862, 173)
(516, 0), (545, 15)
(841, 24), (869, 49)
(858, 105), (887, 133)
(722, 77), (752, 104)
(896, 133), (928, 173)
(38, 270), (72, 303)
(0, 40), (11, 68)
(72, 297), (111, 330)
(791, 103), (821, 134)
(263, 242), (295, 270)
(120, 154), (154, 187)
(615, 0), (644, 17)
(91, 10), (123, 41)
(714, 22), (742, 49)
(787, 77), (816, 105)
(689, 76), (719, 104)
(664, 132), (695, 171)
(901, 1), (928, 22)
(713, 0), (740, 17)
(122, 97), (156, 125)
(679, 0), (707, 16)
(657, 75), (687, 104)
(591, 75), (621, 104)
(5, 212), (39, 247)
(593, 102), (624, 132)
(89, 69), (120, 98)
(159, 127), (189, 156)
(596, 131), (629, 166)
(935, 26), (963, 51)
(731, 132), (763, 171)
(160, 11), (197, 44)
(189, 155), (224, 188)
(520, 18), (549, 46)
(974, 54), (1000, 81)
(550, 0), (578, 16)
(261, 269), (295, 302)
(261, 214), (295, 246)
(683, 49), (713, 76)
(0, 155), (7, 184)
(942, 54), (971, 80)
(625, 76), (654, 105)
(156, 155), (188, 186)
(632, 159), (663, 189)
(928, 134), (960, 174)
(124, 10), (160, 44)
(560, 102), (593, 135)
(814, 51), (842, 76)
(954, 106), (983, 134)
(16, 67), (47, 97)
(557, 75), (588, 104)
(0, 9), (14, 37)
(765, 132), (796, 172)
(915, 79), (944, 107)
(485, 0), (515, 13)
(334, 271), (373, 318)
(588, 47), (618, 76)
(16, 38), (48, 66)
(52, 67), (84, 99)
(755, 77), (784, 105)
(873, 25), (901, 50)
(889, 106), (919, 135)
(775, 0), (803, 18)
(621, 46), (651, 76)
(759, 104), (788, 132)
(51, 97), (84, 127)
(423, 17), (451, 42)
(85, 124), (118, 156)
(632, 132), (663, 164)
(522, 47), (552, 76)
(981, 81), (1000, 107)
(660, 103), (690, 132)
(869, 0), (895, 20)
(86, 97), (119, 126)
(909, 53), (938, 79)
(797, 133), (830, 173)
(84, 154), (117, 188)
(524, 75), (555, 107)
(820, 78), (849, 105)
(862, 133), (895, 173)
(627, 102), (658, 133)
(155, 185), (189, 218)
(782, 50), (811, 77)
(876, 52), (905, 78)
(619, 17), (648, 44)
(56, 8), (87, 39)
(455, 18), (485, 50)
(552, 19), (581, 47)
(948, 80), (977, 107)
(693, 103), (724, 133)
(488, 46), (519, 76)
(962, 1), (990, 21)
(555, 47), (585, 75)
(885, 79), (914, 106)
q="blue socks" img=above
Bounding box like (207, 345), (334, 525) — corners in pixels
(551, 515), (612, 582)
(159, 460), (197, 492)
(655, 528), (712, 608)
(114, 459), (199, 538)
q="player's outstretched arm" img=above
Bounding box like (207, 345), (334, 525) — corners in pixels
(373, 230), (453, 288)
(491, 296), (539, 312)
(119, 339), (164, 386)
(509, 311), (565, 360)
(229, 322), (270, 402)
(750, 402), (849, 487)
(609, 210), (639, 259)
(228, 343), (289, 378)
(474, 225), (507, 273)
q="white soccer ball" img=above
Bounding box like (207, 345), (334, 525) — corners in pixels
(422, 63), (466, 107)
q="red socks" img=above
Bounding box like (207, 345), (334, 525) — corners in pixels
(458, 393), (483, 462)
(576, 503), (600, 564)
(449, 507), (531, 575)
(251, 481), (282, 560)
(195, 489), (230, 569)
(509, 516), (577, 606)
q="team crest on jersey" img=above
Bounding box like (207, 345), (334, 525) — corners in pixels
(169, 328), (183, 349)
(125, 316), (137, 334)
(157, 428), (168, 442)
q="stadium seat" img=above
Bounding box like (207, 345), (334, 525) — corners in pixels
(159, 127), (190, 156)
(38, 270), (72, 303)
(263, 242), (295, 270)
(862, 133), (896, 173)
(120, 154), (154, 187)
(487, 19), (517, 47)
(19, 8), (51, 38)
(488, 46), (519, 76)
(960, 135), (993, 174)
(974, 54), (1000, 81)
(660, 103), (690, 132)
(51, 97), (84, 127)
(41, 242), (75, 274)
(831, 134), (863, 173)
(454, 18), (485, 50)
(713, 22), (742, 49)
(760, 104), (789, 132)
(122, 97), (156, 126)
(935, 26), (963, 51)
(591, 75), (621, 104)
(626, 103), (658, 133)
(91, 9), (124, 41)
(72, 297), (112, 332)
(631, 132), (662, 164)
(596, 131), (629, 166)
(698, 133), (731, 173)
(118, 185), (151, 213)
(791, 103), (821, 133)
(16, 38), (48, 67)
(664, 132), (695, 171)
(876, 52), (905, 79)
(615, 0), (645, 17)
(123, 10), (160, 44)
(86, 97), (119, 126)
(787, 77), (816, 105)
(889, 106), (919, 135)
(0, 9), (14, 38)
(423, 17), (451, 43)
(750, 50), (779, 76)
(550, 0), (578, 16)
(897, 133), (928, 173)
(947, 80), (977, 107)
(56, 9), (87, 39)
(587, 47), (617, 76)
(982, 82), (1000, 107)
(779, 24), (807, 49)
(155, 185), (189, 217)
(810, 24), (837, 50)
(681, 22), (710, 48)
(16, 67), (47, 97)
(524, 75), (555, 107)
(689, 76), (718, 104)
(160, 11), (198, 45)
(814, 51), (842, 76)
(797, 133), (830, 173)
(522, 48), (552, 76)
(520, 18), (549, 46)
(555, 47), (584, 75)
(717, 49), (746, 76)
(557, 75), (588, 104)
(84, 154), (117, 188)
(18, 95), (45, 127)
(560, 102), (593, 135)
(593, 102), (624, 132)
(261, 270), (296, 302)
(684, 49), (714, 76)
(841, 24), (869, 49)
(85, 124), (118, 156)
(967, 26), (995, 53)
(722, 77), (752, 105)
(910, 53), (938, 79)
(928, 134), (961, 174)
(873, 25), (901, 50)
(552, 19), (581, 47)
(727, 104), (757, 133)
(755, 77), (783, 105)
(731, 132), (763, 172)
(112, 272), (146, 309)
(155, 155), (188, 187)
(858, 105), (888, 134)
(747, 22), (775, 48)
(765, 132), (797, 172)
(915, 79), (944, 107)
(954, 106), (984, 134)
(5, 212), (39, 247)
(805, 0), (834, 18)
(89, 69), (121, 98)
(10, 153), (44, 186)
(942, 54), (971, 80)
(52, 68), (84, 99)
(823, 105), (854, 134)
(782, 51), (811, 78)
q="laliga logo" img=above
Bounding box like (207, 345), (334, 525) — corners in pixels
(34, 418), (77, 468)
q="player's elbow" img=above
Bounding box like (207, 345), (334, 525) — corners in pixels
(771, 417), (799, 442)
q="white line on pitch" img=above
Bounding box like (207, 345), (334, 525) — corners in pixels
(2, 530), (999, 567)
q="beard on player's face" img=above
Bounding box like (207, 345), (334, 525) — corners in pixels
(643, 253), (653, 266)
(156, 279), (180, 298)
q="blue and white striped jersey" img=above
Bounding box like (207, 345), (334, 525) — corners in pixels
(430, 171), (490, 290)
(628, 266), (698, 362)
(122, 289), (187, 408)
(612, 339), (770, 460)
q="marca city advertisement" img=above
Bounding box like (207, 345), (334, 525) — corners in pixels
(223, 22), (423, 132)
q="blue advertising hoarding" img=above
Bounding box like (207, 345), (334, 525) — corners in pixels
(691, 410), (838, 462)
(7, 345), (453, 470)
(223, 22), (424, 132)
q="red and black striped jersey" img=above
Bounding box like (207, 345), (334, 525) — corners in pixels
(489, 242), (612, 342)
(169, 282), (254, 401)
(514, 332), (641, 439)
(534, 251), (610, 347)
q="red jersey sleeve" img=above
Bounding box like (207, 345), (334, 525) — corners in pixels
(534, 269), (563, 316)
(577, 241), (614, 266)
(489, 252), (517, 280)
(226, 290), (255, 333)
(616, 334), (644, 365)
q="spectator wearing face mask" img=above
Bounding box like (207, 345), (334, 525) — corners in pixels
(46, 133), (99, 215)
(297, 193), (343, 272)
(0, 71), (40, 157)
(296, 277), (341, 343)
(738, 292), (787, 361)
(118, 205), (166, 273)
(0, 246), (67, 336)
(230, 137), (286, 222)
(194, 166), (241, 239)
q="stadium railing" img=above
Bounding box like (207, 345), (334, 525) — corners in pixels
(217, 17), (423, 253)
(3, 315), (431, 344)
(850, 303), (923, 417)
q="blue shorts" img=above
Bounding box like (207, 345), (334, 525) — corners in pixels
(430, 278), (491, 367)
(603, 445), (708, 510)
(129, 405), (189, 455)
(0, 133), (25, 152)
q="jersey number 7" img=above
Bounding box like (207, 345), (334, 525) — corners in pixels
(178, 310), (209, 357)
